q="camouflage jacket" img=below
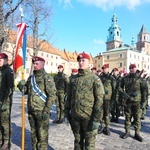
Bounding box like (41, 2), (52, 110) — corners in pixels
(25, 68), (56, 113)
(66, 68), (104, 122)
(0, 64), (14, 103)
(99, 73), (116, 101)
(121, 73), (147, 104)
(54, 72), (69, 94)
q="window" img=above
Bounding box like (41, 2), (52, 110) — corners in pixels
(41, 53), (43, 56)
(134, 55), (136, 59)
(119, 53), (123, 58)
(95, 60), (97, 63)
(56, 56), (58, 59)
(47, 54), (49, 57)
(107, 55), (109, 59)
(119, 62), (122, 67)
(51, 62), (53, 66)
(51, 55), (53, 58)
(130, 54), (132, 58)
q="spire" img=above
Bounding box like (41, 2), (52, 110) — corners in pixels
(107, 10), (122, 42)
(139, 24), (148, 34)
(131, 36), (135, 48)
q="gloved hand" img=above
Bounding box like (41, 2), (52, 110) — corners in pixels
(91, 121), (99, 130)
(17, 80), (26, 91)
(1, 103), (9, 112)
(41, 112), (49, 120)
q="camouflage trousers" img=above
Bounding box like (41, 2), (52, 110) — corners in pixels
(124, 102), (142, 133)
(0, 105), (11, 145)
(55, 92), (65, 120)
(28, 111), (50, 150)
(110, 100), (120, 119)
(100, 100), (110, 128)
(71, 115), (97, 150)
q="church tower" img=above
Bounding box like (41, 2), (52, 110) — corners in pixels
(136, 25), (150, 54)
(106, 11), (123, 51)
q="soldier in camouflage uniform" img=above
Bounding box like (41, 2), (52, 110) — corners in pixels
(98, 64), (116, 135)
(140, 73), (148, 120)
(0, 53), (14, 150)
(65, 52), (104, 150)
(18, 56), (56, 150)
(120, 64), (147, 142)
(110, 68), (122, 123)
(53, 65), (69, 124)
(91, 67), (97, 75)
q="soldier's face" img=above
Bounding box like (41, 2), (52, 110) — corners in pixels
(102, 68), (109, 74)
(129, 67), (136, 74)
(78, 58), (89, 69)
(0, 59), (7, 67)
(33, 61), (44, 70)
(58, 67), (63, 72)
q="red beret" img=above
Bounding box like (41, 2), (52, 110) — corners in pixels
(129, 64), (136, 69)
(72, 68), (78, 73)
(77, 52), (90, 61)
(97, 70), (101, 72)
(113, 68), (118, 71)
(32, 56), (45, 63)
(102, 64), (109, 69)
(0, 53), (8, 59)
(58, 65), (63, 69)
(91, 67), (97, 70)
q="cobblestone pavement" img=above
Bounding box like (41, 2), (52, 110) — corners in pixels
(11, 91), (150, 150)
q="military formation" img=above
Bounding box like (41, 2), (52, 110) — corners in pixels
(0, 51), (149, 150)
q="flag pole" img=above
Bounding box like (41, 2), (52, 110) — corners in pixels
(21, 71), (25, 150)
(19, 6), (25, 150)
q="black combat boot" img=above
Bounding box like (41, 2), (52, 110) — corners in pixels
(98, 125), (104, 134)
(52, 118), (59, 123)
(57, 118), (64, 124)
(134, 133), (143, 142)
(122, 132), (130, 139)
(103, 127), (110, 136)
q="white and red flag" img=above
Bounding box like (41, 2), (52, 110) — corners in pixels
(13, 23), (27, 74)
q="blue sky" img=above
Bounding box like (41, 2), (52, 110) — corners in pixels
(50, 0), (150, 57)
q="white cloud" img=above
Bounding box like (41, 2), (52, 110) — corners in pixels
(58, 0), (73, 8)
(93, 39), (105, 45)
(76, 0), (150, 10)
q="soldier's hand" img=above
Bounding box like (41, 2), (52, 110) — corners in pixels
(20, 80), (26, 86)
(91, 121), (99, 130)
(17, 80), (26, 91)
(1, 103), (9, 112)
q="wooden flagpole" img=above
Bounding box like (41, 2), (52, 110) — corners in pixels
(21, 71), (25, 150)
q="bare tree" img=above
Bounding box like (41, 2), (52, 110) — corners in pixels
(0, 0), (24, 52)
(22, 0), (53, 74)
